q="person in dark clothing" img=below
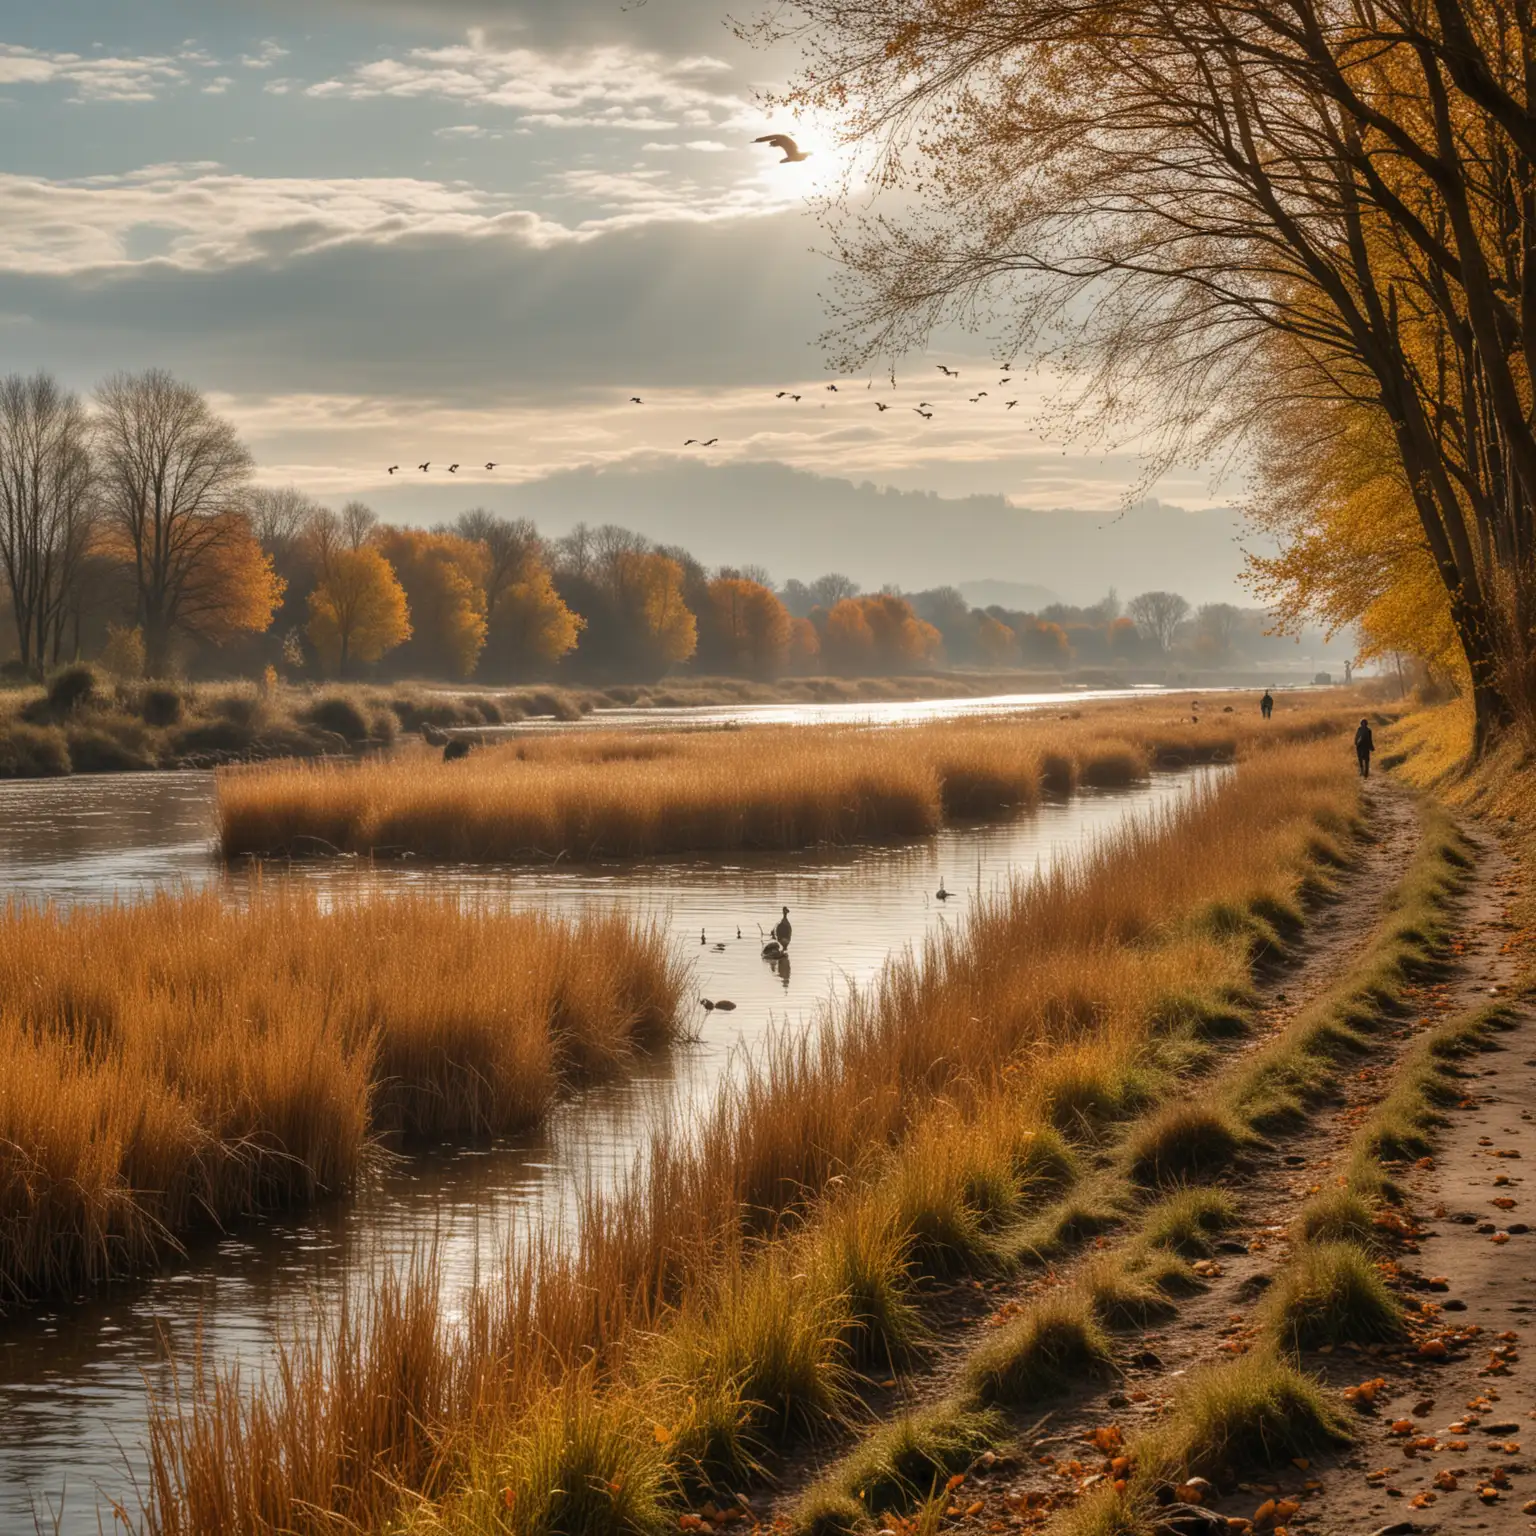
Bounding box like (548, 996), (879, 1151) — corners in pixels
(1260, 690), (1274, 719)
(1355, 717), (1374, 777)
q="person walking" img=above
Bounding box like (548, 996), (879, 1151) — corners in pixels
(1260, 689), (1274, 719)
(1354, 717), (1375, 778)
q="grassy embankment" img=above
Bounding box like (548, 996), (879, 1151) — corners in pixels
(144, 734), (1364, 1536)
(216, 697), (1365, 861)
(0, 892), (685, 1306)
(794, 790), (1477, 1536)
(0, 664), (612, 776)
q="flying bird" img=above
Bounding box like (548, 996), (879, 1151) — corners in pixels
(875, 401), (890, 411)
(387, 465), (399, 474)
(418, 462), (430, 472)
(776, 391), (790, 398)
(448, 463), (460, 473)
(701, 438), (719, 446)
(826, 384), (839, 392)
(790, 394), (802, 402)
(937, 365), (958, 377)
(684, 439), (699, 446)
(755, 133), (810, 163)
(1006, 400), (1020, 409)
(630, 396), (643, 404)
(914, 408), (934, 419)
(485, 462), (498, 470)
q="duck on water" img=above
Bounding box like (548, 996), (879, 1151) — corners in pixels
(762, 906), (792, 959)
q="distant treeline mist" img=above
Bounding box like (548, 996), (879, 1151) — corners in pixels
(0, 368), (1329, 685)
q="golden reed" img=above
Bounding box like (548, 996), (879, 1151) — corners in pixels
(0, 889), (685, 1305)
(147, 737), (1362, 1534)
(215, 697), (1361, 862)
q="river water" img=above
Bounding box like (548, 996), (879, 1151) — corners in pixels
(0, 696), (1226, 1532)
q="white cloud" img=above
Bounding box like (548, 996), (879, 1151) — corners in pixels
(203, 76), (234, 95)
(0, 164), (575, 275)
(684, 140), (729, 152)
(302, 35), (746, 131)
(434, 123), (493, 139)
(240, 41), (289, 70)
(0, 42), (190, 102)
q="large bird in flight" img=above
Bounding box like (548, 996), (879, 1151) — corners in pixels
(756, 133), (810, 163)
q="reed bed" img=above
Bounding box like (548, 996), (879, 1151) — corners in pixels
(146, 735), (1363, 1535)
(216, 697), (1363, 862)
(0, 891), (685, 1305)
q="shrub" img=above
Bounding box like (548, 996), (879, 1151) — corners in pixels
(66, 726), (154, 773)
(1139, 1187), (1240, 1257)
(0, 723), (69, 776)
(140, 686), (184, 728)
(46, 664), (101, 716)
(1127, 1104), (1247, 1186)
(304, 695), (372, 743)
(170, 718), (257, 759)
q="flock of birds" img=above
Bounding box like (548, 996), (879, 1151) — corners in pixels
(375, 133), (1026, 474)
(387, 358), (1021, 473)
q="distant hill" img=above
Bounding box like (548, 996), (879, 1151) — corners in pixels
(370, 458), (1267, 606)
(958, 580), (1061, 612)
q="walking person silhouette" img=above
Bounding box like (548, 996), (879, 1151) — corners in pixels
(1354, 717), (1375, 778)
(1260, 689), (1274, 719)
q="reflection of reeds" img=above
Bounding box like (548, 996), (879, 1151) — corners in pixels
(217, 700), (1361, 861)
(0, 892), (685, 1305)
(149, 738), (1361, 1534)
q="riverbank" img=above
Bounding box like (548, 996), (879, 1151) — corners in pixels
(143, 732), (1364, 1534)
(217, 696), (1367, 863)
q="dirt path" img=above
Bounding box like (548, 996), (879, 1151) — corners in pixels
(761, 779), (1434, 1526)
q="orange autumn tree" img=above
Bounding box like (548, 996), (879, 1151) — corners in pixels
(788, 616), (820, 670)
(374, 527), (489, 679)
(614, 551), (697, 669)
(821, 597), (875, 673)
(490, 558), (584, 678)
(705, 576), (793, 677)
(976, 613), (1018, 666)
(306, 546), (411, 676)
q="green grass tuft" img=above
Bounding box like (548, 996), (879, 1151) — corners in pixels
(1265, 1242), (1406, 1353)
(1126, 1105), (1247, 1186)
(964, 1293), (1111, 1407)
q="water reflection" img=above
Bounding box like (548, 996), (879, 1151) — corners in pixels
(0, 729), (1225, 1533)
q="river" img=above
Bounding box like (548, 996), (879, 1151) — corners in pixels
(0, 697), (1227, 1532)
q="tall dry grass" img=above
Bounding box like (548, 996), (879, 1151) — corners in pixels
(216, 698), (1363, 861)
(0, 891), (685, 1304)
(147, 736), (1362, 1534)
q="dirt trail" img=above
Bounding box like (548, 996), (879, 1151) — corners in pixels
(760, 779), (1436, 1527)
(949, 781), (1527, 1536)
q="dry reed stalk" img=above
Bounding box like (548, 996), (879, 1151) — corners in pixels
(216, 700), (1366, 862)
(0, 891), (686, 1305)
(146, 738), (1361, 1533)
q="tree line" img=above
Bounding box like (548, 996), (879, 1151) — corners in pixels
(0, 367), (1278, 684)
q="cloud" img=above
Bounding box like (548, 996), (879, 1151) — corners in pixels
(0, 42), (192, 102)
(240, 41), (289, 70)
(302, 35), (747, 131)
(434, 123), (495, 139)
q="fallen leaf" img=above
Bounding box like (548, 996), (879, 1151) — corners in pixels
(964, 1501), (984, 1517)
(1434, 1470), (1459, 1491)
(654, 1424), (673, 1446)
(1085, 1425), (1123, 1453)
(945, 1475), (966, 1493)
(1418, 1338), (1449, 1359)
(502, 1488), (517, 1511)
(1410, 1491), (1438, 1508)
(1389, 1419), (1416, 1435)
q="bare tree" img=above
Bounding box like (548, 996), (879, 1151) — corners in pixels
(0, 373), (96, 675)
(247, 485), (321, 567)
(1127, 591), (1190, 652)
(457, 508), (542, 622)
(95, 370), (258, 674)
(809, 572), (859, 609)
(341, 500), (378, 552)
(1196, 602), (1243, 660)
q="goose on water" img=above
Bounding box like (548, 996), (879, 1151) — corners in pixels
(774, 906), (792, 947)
(936, 879), (949, 901)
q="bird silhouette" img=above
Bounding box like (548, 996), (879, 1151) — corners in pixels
(630, 396), (643, 404)
(826, 384), (839, 392)
(790, 394), (802, 402)
(776, 391), (789, 398)
(418, 462), (430, 472)
(485, 462), (498, 470)
(875, 401), (890, 411)
(918, 401), (933, 408)
(684, 439), (699, 446)
(1006, 400), (1020, 409)
(387, 465), (399, 474)
(936, 879), (950, 901)
(937, 365), (958, 377)
(755, 132), (810, 163)
(448, 463), (460, 473)
(914, 409), (934, 419)
(774, 906), (792, 947)
(701, 438), (719, 446)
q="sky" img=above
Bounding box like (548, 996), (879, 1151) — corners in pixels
(0, 0), (1256, 599)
